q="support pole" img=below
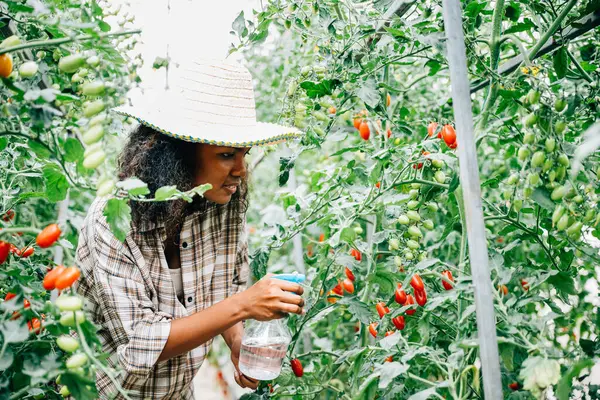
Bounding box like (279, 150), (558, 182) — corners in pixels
(441, 0), (503, 399)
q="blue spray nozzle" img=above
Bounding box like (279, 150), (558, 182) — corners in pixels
(272, 273), (306, 284)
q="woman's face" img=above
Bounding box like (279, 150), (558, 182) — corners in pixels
(194, 144), (251, 204)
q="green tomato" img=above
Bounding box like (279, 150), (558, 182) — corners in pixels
(406, 210), (421, 222)
(523, 186), (533, 198)
(83, 149), (106, 169)
(434, 171), (446, 184)
(84, 142), (103, 159)
(552, 206), (565, 226)
(513, 199), (523, 212)
(353, 225), (364, 235)
(0, 35), (20, 48)
(389, 238), (400, 251)
(556, 214), (569, 231)
(583, 209), (596, 223)
(545, 138), (556, 153)
(82, 125), (105, 145)
(408, 225), (422, 238)
(287, 81), (297, 97)
(60, 386), (70, 397)
(407, 239), (419, 250)
(66, 353), (89, 369)
(18, 61), (38, 78)
(82, 80), (106, 96)
(566, 221), (583, 237)
(58, 54), (85, 74)
(431, 159), (444, 169)
(422, 219), (434, 230)
(410, 183), (422, 189)
(397, 215), (410, 225)
(507, 174), (519, 185)
(426, 202), (438, 212)
(313, 111), (328, 122)
(555, 121), (567, 134)
(528, 173), (540, 186)
(96, 179), (115, 197)
(404, 251), (414, 261)
(60, 311), (86, 327)
(542, 159), (553, 172)
(551, 185), (568, 201)
(394, 138), (401, 145)
(548, 170), (556, 183)
(83, 100), (105, 118)
(518, 146), (531, 162)
(527, 89), (540, 105)
(502, 190), (512, 200)
(523, 133), (535, 145)
(408, 189), (419, 199)
(394, 256), (402, 267)
(554, 98), (567, 112)
(556, 166), (566, 181)
(57, 335), (80, 353)
(573, 195), (584, 204)
(524, 113), (538, 128)
(86, 55), (100, 67)
(407, 200), (419, 210)
(55, 295), (83, 312)
(557, 154), (569, 167)
(300, 66), (312, 76)
(531, 151), (545, 168)
(313, 126), (325, 136)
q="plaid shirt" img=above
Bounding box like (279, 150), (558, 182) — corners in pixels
(74, 197), (249, 399)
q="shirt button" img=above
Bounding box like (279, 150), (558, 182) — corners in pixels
(187, 296), (193, 303)
(182, 242), (188, 248)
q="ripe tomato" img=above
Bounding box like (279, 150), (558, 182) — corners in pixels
(332, 282), (343, 296)
(376, 301), (389, 318)
(36, 223), (61, 248)
(350, 249), (362, 261)
(386, 128), (392, 138)
(319, 233), (325, 242)
(385, 330), (394, 337)
(386, 93), (391, 107)
(4, 292), (16, 301)
(55, 267), (81, 290)
(413, 161), (423, 170)
(405, 294), (416, 316)
(410, 274), (424, 291)
(375, 182), (381, 189)
(392, 315), (405, 330)
(0, 241), (10, 265)
(354, 322), (360, 332)
(427, 122), (438, 137)
(442, 270), (454, 290)
(345, 267), (355, 282)
(2, 209), (15, 222)
(43, 265), (67, 290)
(441, 125), (457, 146)
(508, 382), (519, 391)
(18, 246), (34, 258)
(385, 355), (393, 362)
(28, 317), (42, 333)
(521, 279), (529, 291)
(448, 141), (457, 149)
(359, 122), (370, 140)
(415, 288), (427, 306)
(368, 322), (378, 338)
(342, 278), (355, 294)
(353, 117), (363, 130)
(0, 54), (13, 78)
(291, 358), (303, 377)
(499, 284), (508, 295)
(328, 106), (336, 115)
(395, 284), (407, 305)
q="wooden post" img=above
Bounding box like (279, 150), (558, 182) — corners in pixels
(441, 0), (503, 398)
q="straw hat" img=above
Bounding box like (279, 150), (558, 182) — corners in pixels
(114, 58), (303, 147)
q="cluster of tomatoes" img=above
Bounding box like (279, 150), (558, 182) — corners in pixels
(326, 266), (356, 303)
(427, 122), (458, 149)
(0, 221), (62, 265)
(352, 94), (394, 142)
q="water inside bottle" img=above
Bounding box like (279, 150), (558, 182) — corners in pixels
(238, 336), (290, 380)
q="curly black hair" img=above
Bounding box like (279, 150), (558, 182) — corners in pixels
(117, 124), (249, 242)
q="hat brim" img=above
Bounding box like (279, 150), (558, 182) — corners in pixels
(113, 106), (304, 148)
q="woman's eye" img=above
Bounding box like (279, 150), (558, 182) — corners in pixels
(221, 153), (235, 158)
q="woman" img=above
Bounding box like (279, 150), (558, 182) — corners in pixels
(75, 58), (305, 399)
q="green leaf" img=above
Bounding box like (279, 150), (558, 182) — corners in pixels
(279, 156), (296, 186)
(338, 297), (372, 325)
(250, 247), (270, 279)
(63, 138), (84, 162)
(532, 187), (554, 211)
(0, 137), (7, 152)
(0, 320), (29, 343)
(116, 177), (150, 196)
(232, 11), (247, 37)
(447, 174), (459, 193)
(357, 78), (380, 108)
(425, 60), (441, 76)
(547, 272), (577, 295)
(189, 183), (211, 198)
(556, 359), (594, 400)
(154, 185), (178, 201)
(42, 164), (69, 202)
(553, 47), (569, 79)
(27, 139), (51, 158)
(103, 198), (132, 243)
(97, 20), (111, 32)
(579, 339), (597, 357)
(299, 79), (341, 99)
(500, 345), (514, 371)
(377, 362), (408, 389)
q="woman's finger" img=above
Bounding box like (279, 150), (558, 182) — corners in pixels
(271, 279), (304, 295)
(240, 374), (259, 389)
(279, 292), (305, 307)
(278, 302), (304, 315)
(234, 370), (245, 388)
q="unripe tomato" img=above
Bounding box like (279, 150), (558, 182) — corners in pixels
(507, 174), (519, 185)
(43, 265), (67, 290)
(408, 189), (419, 200)
(83, 99), (105, 118)
(394, 256), (403, 269)
(82, 80), (106, 96)
(441, 125), (457, 146)
(434, 171), (446, 184)
(83, 149), (106, 169)
(59, 386), (71, 397)
(86, 55), (100, 67)
(345, 267), (355, 282)
(556, 214), (569, 231)
(0, 241), (10, 265)
(404, 250), (414, 261)
(528, 173), (540, 186)
(414, 288), (427, 306)
(524, 113), (538, 128)
(392, 315), (405, 330)
(557, 153), (569, 167)
(545, 138), (556, 153)
(0, 54), (14, 78)
(406, 210), (420, 222)
(523, 133), (535, 145)
(410, 274), (424, 291)
(566, 221), (583, 237)
(552, 206), (565, 226)
(82, 125), (105, 145)
(0, 35), (20, 48)
(407, 200), (419, 210)
(408, 225), (422, 238)
(55, 295), (83, 312)
(395, 284), (407, 304)
(313, 111), (328, 122)
(397, 215), (410, 225)
(369, 322), (378, 337)
(526, 89), (540, 105)
(66, 353), (89, 369)
(55, 266), (81, 290)
(531, 151), (545, 168)
(291, 358), (303, 377)
(406, 239), (419, 250)
(442, 270), (454, 290)
(427, 122), (438, 137)
(19, 61), (39, 78)
(359, 122), (370, 140)
(57, 335), (80, 353)
(555, 121), (567, 134)
(376, 302), (389, 318)
(36, 223), (61, 248)
(389, 238), (400, 251)
(554, 99), (567, 112)
(342, 278), (355, 294)
(551, 185), (568, 201)
(422, 219), (434, 230)
(58, 54), (85, 73)
(405, 294), (416, 315)
(426, 202), (439, 212)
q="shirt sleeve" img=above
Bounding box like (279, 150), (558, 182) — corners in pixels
(230, 217), (250, 296)
(88, 215), (172, 382)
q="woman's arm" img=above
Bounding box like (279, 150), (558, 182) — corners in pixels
(158, 276), (304, 362)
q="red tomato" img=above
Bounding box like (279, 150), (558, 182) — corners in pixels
(499, 284), (508, 295)
(376, 302), (389, 318)
(413, 162), (423, 170)
(36, 223), (61, 248)
(319, 233), (325, 242)
(28, 317), (42, 334)
(375, 182), (381, 189)
(395, 284), (407, 305)
(427, 122), (438, 137)
(328, 106), (336, 115)
(291, 358), (303, 377)
(385, 330), (394, 337)
(405, 294), (416, 316)
(410, 274), (424, 291)
(368, 322), (378, 338)
(18, 246), (34, 258)
(342, 278), (355, 294)
(448, 141), (457, 149)
(442, 270), (454, 290)
(385, 355), (393, 362)
(55, 266), (81, 290)
(359, 122), (370, 141)
(345, 267), (355, 282)
(354, 322), (360, 333)
(521, 279), (529, 291)
(441, 125), (457, 146)
(508, 382), (519, 391)
(4, 292), (16, 301)
(386, 128), (392, 138)
(353, 118), (363, 130)
(2, 210), (15, 222)
(350, 249), (362, 261)
(332, 282), (343, 296)
(0, 241), (10, 265)
(43, 265), (67, 291)
(415, 288), (427, 306)
(392, 315), (405, 330)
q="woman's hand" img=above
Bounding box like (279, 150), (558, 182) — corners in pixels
(239, 274), (305, 321)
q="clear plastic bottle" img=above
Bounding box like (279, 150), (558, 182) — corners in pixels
(238, 273), (305, 380)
